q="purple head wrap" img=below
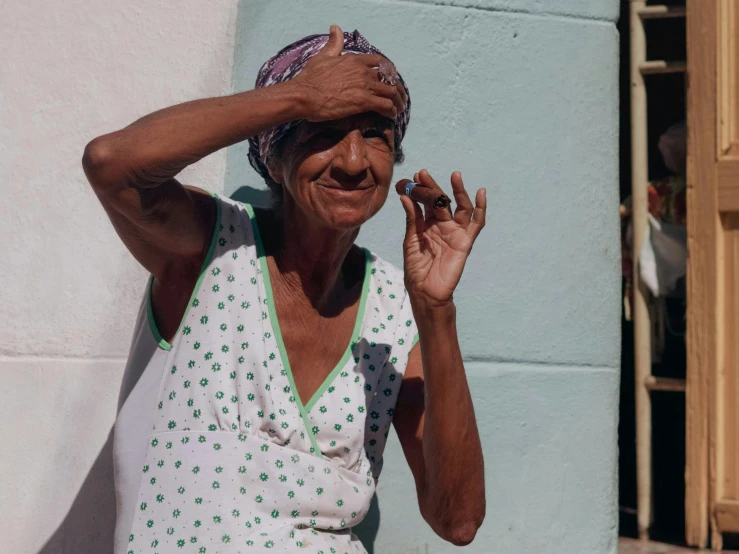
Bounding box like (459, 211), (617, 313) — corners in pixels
(247, 29), (411, 189)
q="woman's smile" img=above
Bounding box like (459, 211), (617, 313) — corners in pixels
(315, 178), (376, 193)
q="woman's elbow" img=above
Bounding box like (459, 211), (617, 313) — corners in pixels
(424, 501), (485, 546)
(82, 135), (124, 191)
(446, 519), (483, 547)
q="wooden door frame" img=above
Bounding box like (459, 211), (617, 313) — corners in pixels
(685, 0), (716, 548)
(686, 0), (739, 549)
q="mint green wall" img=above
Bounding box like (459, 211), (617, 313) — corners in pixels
(226, 1), (620, 552)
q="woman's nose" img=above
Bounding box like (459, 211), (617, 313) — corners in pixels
(334, 131), (370, 175)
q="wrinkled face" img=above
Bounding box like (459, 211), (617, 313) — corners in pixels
(267, 112), (396, 230)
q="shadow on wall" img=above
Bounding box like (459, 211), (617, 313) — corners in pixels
(230, 185), (271, 208)
(36, 429), (117, 554)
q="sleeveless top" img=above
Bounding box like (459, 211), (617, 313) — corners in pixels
(114, 195), (419, 554)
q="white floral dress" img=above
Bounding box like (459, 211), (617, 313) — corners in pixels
(124, 195), (419, 553)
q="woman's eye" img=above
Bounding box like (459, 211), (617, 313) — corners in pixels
(303, 129), (343, 148)
(364, 129), (389, 141)
(315, 129), (343, 141)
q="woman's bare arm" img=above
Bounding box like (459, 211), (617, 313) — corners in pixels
(81, 26), (406, 341)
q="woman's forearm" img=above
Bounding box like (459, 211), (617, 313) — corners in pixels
(412, 301), (485, 544)
(85, 82), (306, 189)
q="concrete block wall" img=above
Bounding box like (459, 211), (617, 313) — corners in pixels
(0, 2), (237, 552)
(228, 1), (621, 552)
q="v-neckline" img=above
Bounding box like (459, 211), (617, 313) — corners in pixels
(245, 204), (371, 435)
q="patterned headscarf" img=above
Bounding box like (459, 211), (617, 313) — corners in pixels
(247, 30), (411, 188)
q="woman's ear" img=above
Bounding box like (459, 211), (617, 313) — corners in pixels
(266, 158), (284, 186)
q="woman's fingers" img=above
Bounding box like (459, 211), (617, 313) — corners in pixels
(468, 188), (487, 238)
(417, 170), (453, 221)
(320, 25), (345, 57)
(370, 80), (405, 115)
(357, 53), (387, 68)
(400, 194), (425, 245)
(451, 171), (474, 226)
(396, 174), (453, 222)
(398, 81), (408, 105)
(368, 96), (398, 120)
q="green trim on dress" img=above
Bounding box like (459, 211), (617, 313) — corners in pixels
(146, 192), (223, 351)
(245, 203), (370, 458)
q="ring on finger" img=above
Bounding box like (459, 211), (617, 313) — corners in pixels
(434, 194), (451, 210)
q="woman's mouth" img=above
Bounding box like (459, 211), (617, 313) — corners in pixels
(316, 181), (374, 193)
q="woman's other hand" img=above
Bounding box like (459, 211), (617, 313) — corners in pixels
(398, 170), (487, 309)
(291, 25), (407, 123)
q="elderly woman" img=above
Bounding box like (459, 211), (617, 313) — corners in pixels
(84, 26), (486, 553)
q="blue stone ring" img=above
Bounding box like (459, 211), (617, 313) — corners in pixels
(404, 182), (418, 196)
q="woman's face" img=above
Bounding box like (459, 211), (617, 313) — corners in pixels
(268, 112), (396, 230)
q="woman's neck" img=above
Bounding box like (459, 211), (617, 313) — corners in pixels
(259, 200), (362, 314)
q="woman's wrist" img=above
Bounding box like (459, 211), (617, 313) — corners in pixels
(271, 80), (312, 123)
(411, 297), (457, 328)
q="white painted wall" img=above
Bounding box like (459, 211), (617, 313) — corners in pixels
(0, 2), (237, 552)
